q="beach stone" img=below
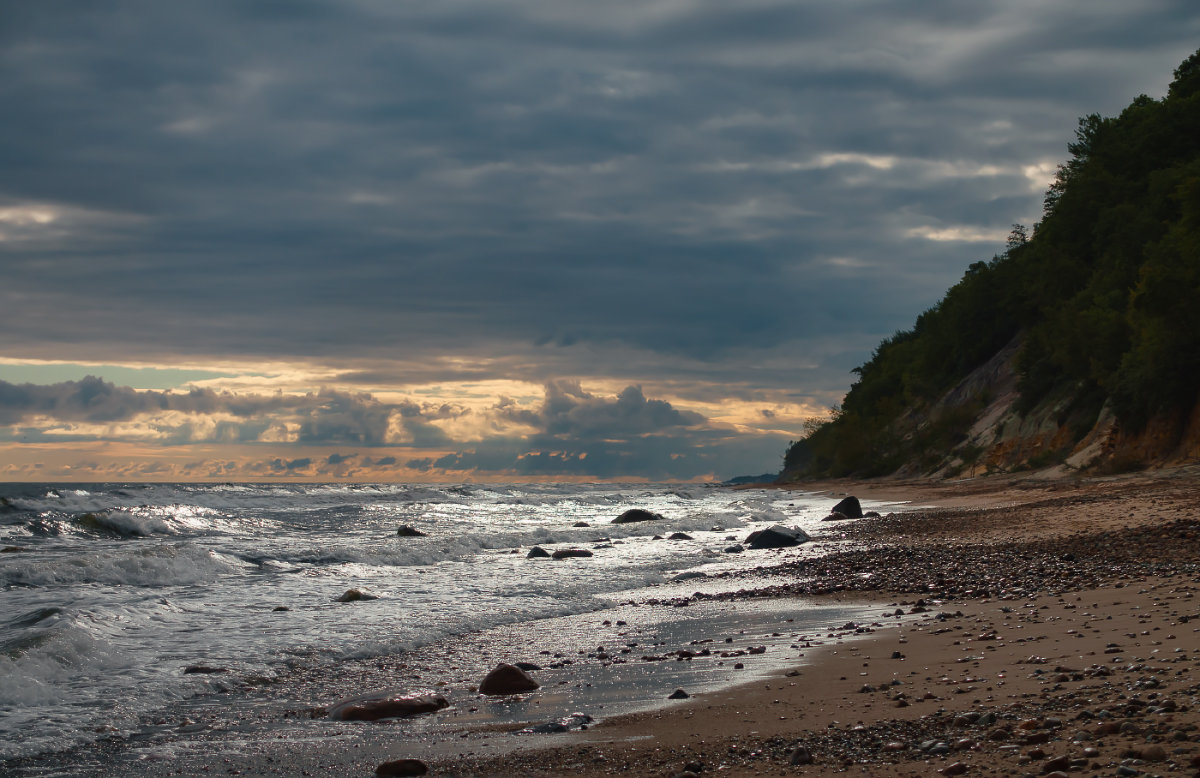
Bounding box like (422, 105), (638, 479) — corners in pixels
(668, 688), (690, 699)
(1042, 755), (1070, 772)
(672, 571), (707, 582)
(272, 605), (289, 611)
(513, 661), (542, 671)
(831, 496), (863, 518)
(479, 663), (539, 695)
(723, 544), (744, 553)
(1139, 744), (1167, 761)
(1, 546), (25, 553)
(573, 521), (590, 527)
(668, 532), (693, 540)
(613, 508), (665, 524)
(526, 546), (551, 559)
(552, 548), (593, 559)
(744, 525), (810, 549)
(183, 665), (227, 674)
(330, 694), (449, 722)
(821, 511), (849, 522)
(789, 745), (814, 765)
(375, 758), (428, 777)
(940, 763), (967, 776)
(396, 525), (426, 537)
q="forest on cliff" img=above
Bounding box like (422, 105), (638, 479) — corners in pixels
(783, 49), (1200, 479)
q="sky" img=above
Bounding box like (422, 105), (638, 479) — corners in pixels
(2, 2), (1198, 482)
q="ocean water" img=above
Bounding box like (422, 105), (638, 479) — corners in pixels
(0, 482), (884, 765)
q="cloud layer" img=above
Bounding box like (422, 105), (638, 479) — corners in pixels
(0, 376), (783, 479)
(1, 2), (1197, 479)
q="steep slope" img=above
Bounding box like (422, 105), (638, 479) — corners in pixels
(782, 49), (1200, 481)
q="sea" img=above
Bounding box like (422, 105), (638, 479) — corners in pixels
(0, 482), (901, 772)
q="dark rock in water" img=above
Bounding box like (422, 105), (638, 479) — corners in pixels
(479, 663), (539, 695)
(613, 508), (665, 524)
(668, 532), (693, 541)
(376, 758), (429, 777)
(552, 548), (593, 559)
(523, 712), (593, 733)
(330, 694), (449, 722)
(272, 606), (289, 612)
(724, 544), (744, 553)
(396, 525), (427, 537)
(821, 511), (849, 522)
(744, 525), (810, 549)
(831, 496), (863, 518)
(573, 521), (590, 527)
(513, 661), (542, 672)
(668, 688), (690, 699)
(527, 546), (551, 559)
(183, 665), (227, 674)
(672, 571), (707, 582)
(1, 546), (26, 553)
(337, 588), (377, 602)
(864, 510), (881, 518)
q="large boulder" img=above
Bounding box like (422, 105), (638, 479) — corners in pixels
(744, 525), (810, 549)
(478, 663), (540, 695)
(376, 759), (428, 777)
(328, 693), (449, 722)
(831, 496), (863, 519)
(613, 508), (665, 524)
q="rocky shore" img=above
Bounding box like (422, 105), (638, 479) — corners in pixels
(7, 471), (1199, 778)
(434, 472), (1200, 777)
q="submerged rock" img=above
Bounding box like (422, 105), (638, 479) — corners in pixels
(526, 546), (551, 559)
(744, 525), (810, 549)
(336, 588), (377, 602)
(479, 663), (540, 695)
(329, 693), (449, 722)
(552, 548), (593, 559)
(613, 508), (665, 524)
(523, 712), (593, 733)
(396, 525), (427, 537)
(183, 665), (227, 674)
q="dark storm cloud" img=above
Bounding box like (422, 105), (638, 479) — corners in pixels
(2, 1), (1198, 398)
(0, 376), (461, 446)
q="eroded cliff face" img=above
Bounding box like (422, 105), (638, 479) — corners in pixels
(894, 339), (1200, 478)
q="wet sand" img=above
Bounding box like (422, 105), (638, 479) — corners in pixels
(433, 467), (1200, 777)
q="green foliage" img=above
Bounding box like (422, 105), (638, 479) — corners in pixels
(784, 49), (1200, 478)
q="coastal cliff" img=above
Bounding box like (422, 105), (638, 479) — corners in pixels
(782, 48), (1200, 481)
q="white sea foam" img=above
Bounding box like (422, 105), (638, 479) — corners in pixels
(0, 481), (842, 762)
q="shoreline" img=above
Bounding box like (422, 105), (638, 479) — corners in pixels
(6, 471), (1200, 776)
(435, 470), (1200, 777)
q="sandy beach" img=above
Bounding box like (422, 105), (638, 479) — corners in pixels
(430, 467), (1200, 777)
